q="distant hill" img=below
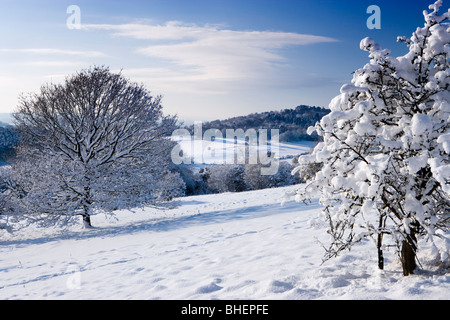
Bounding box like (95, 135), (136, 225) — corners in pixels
(185, 105), (330, 142)
(0, 113), (13, 126)
(0, 126), (19, 165)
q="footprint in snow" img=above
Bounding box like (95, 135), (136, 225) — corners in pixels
(195, 282), (223, 294)
(269, 280), (295, 293)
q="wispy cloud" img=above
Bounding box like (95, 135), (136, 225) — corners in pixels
(0, 48), (106, 58)
(83, 21), (338, 92)
(23, 60), (89, 68)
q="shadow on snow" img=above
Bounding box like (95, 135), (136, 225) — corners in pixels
(0, 199), (321, 247)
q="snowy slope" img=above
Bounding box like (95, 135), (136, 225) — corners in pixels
(1, 185), (449, 300)
(172, 136), (315, 165)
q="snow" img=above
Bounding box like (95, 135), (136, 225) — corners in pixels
(1, 185), (448, 300)
(411, 113), (433, 137)
(172, 135), (315, 165)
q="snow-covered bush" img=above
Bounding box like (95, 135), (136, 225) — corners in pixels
(175, 165), (211, 196)
(154, 169), (186, 201)
(245, 161), (300, 190)
(207, 164), (247, 193)
(243, 164), (269, 190)
(293, 1), (449, 275)
(291, 158), (322, 183)
(0, 165), (15, 231)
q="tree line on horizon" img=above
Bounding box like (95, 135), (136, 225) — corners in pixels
(184, 105), (330, 142)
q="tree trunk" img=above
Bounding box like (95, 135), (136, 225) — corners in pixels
(401, 232), (417, 276)
(377, 232), (384, 270)
(377, 215), (385, 270)
(82, 200), (92, 228)
(82, 178), (93, 228)
(82, 212), (92, 228)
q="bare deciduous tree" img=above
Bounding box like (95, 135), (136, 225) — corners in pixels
(12, 66), (179, 227)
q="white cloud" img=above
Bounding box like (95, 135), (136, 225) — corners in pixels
(0, 48), (106, 58)
(83, 21), (223, 41)
(84, 21), (338, 87)
(22, 60), (88, 68)
(79, 21), (340, 120)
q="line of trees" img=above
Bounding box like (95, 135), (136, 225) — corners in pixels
(178, 161), (302, 196)
(185, 105), (330, 142)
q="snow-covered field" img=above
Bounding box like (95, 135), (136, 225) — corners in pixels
(1, 184), (449, 300)
(172, 135), (316, 165)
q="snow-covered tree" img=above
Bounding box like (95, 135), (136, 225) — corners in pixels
(207, 164), (247, 193)
(293, 1), (449, 275)
(11, 66), (179, 228)
(245, 161), (300, 190)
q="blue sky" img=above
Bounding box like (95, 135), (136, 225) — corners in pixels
(0, 0), (444, 122)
